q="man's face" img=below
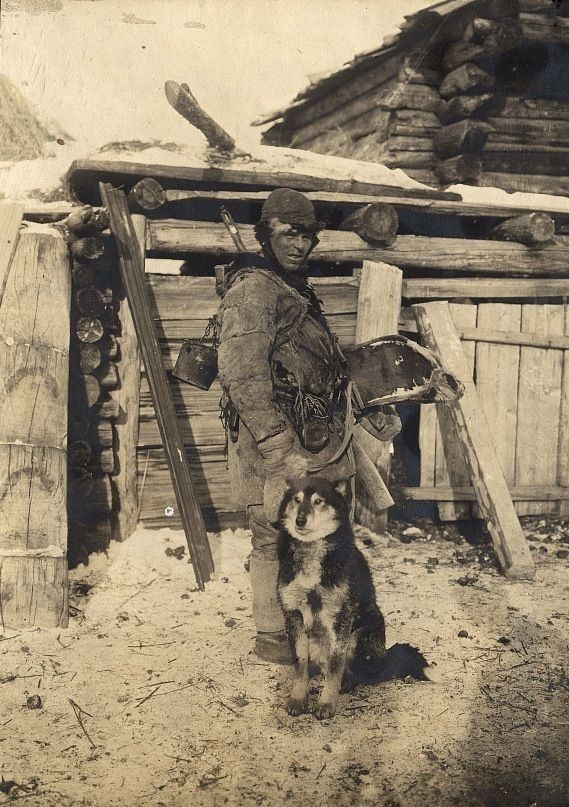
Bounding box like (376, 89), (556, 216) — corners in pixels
(269, 223), (314, 273)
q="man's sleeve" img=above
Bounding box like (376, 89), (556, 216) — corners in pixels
(217, 275), (294, 445)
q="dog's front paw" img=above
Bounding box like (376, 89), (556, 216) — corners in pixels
(286, 697), (308, 716)
(313, 701), (336, 720)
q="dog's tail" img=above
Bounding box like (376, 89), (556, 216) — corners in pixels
(377, 643), (437, 682)
(345, 641), (439, 689)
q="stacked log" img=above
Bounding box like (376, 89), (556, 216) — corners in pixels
(65, 206), (118, 557)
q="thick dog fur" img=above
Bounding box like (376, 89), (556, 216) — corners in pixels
(277, 477), (431, 719)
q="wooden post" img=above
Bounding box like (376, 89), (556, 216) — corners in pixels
(112, 215), (144, 541)
(354, 261), (402, 532)
(413, 301), (535, 580)
(0, 231), (70, 627)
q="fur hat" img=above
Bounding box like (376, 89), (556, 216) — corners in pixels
(259, 188), (324, 233)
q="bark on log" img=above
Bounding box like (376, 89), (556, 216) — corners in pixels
(436, 154), (482, 184)
(0, 232), (69, 628)
(435, 120), (494, 158)
(76, 317), (104, 343)
(439, 64), (495, 99)
(339, 203), (399, 245)
(486, 212), (556, 246)
(69, 236), (105, 261)
(164, 80), (236, 152)
(78, 343), (102, 374)
(438, 94), (494, 125)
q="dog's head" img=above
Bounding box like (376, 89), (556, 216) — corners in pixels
(278, 476), (351, 542)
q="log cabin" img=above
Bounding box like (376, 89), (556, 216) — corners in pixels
(254, 0), (569, 195)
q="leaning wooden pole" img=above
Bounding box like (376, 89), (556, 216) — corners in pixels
(0, 230), (70, 628)
(413, 301), (535, 580)
(100, 183), (214, 588)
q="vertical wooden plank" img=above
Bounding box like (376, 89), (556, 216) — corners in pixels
(112, 215), (144, 541)
(557, 302), (569, 518)
(419, 404), (437, 488)
(414, 301), (534, 580)
(0, 202), (24, 307)
(476, 304), (522, 485)
(515, 303), (564, 517)
(0, 232), (70, 628)
(353, 260), (402, 532)
(435, 303), (477, 521)
(475, 303), (522, 519)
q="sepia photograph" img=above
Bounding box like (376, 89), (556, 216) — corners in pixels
(1, 0), (569, 804)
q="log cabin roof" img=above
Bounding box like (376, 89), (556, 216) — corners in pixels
(252, 0), (482, 130)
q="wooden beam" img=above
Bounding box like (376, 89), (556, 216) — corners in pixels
(354, 261), (402, 532)
(457, 325), (569, 350)
(413, 301), (535, 579)
(148, 220), (569, 276)
(111, 216), (144, 542)
(403, 486), (569, 501)
(100, 183), (214, 589)
(402, 278), (569, 299)
(68, 158), (459, 205)
(0, 202), (24, 308)
(0, 232), (70, 628)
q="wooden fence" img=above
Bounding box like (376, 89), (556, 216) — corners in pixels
(419, 301), (569, 520)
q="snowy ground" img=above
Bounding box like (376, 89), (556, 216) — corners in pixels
(1, 519), (568, 806)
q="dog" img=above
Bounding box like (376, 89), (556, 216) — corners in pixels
(277, 476), (432, 719)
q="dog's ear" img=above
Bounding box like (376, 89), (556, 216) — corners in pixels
(333, 478), (349, 498)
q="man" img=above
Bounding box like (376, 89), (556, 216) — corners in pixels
(216, 188), (400, 663)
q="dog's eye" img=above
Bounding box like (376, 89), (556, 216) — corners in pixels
(313, 498), (323, 506)
(293, 495), (301, 504)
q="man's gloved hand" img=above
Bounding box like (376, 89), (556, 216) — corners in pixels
(358, 405), (401, 442)
(257, 430), (310, 524)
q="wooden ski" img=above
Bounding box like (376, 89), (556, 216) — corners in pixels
(100, 182), (214, 589)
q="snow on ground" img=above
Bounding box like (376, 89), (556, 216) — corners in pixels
(1, 521), (568, 806)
